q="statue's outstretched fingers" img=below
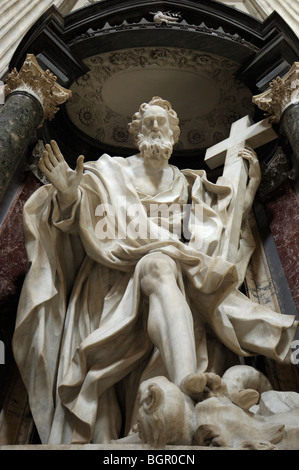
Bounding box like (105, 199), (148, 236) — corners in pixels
(76, 155), (85, 176)
(41, 150), (54, 172)
(50, 140), (64, 162)
(38, 156), (51, 178)
(45, 144), (57, 167)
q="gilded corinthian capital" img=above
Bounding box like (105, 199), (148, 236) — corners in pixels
(5, 54), (72, 125)
(253, 62), (299, 123)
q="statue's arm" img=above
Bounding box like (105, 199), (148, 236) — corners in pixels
(239, 147), (261, 219)
(38, 140), (84, 213)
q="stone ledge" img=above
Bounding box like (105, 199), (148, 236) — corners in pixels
(0, 444), (235, 450)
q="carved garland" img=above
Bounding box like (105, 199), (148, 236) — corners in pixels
(66, 47), (255, 150)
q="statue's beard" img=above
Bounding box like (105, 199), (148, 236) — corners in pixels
(137, 134), (173, 169)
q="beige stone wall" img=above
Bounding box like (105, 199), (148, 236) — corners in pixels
(252, 0), (298, 36)
(0, 0), (77, 78)
(217, 0), (254, 15)
(218, 0), (298, 36)
(73, 0), (90, 9)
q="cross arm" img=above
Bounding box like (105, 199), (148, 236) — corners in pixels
(205, 117), (278, 170)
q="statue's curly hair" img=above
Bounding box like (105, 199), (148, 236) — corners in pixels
(128, 96), (180, 145)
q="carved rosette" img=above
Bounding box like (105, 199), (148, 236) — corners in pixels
(253, 62), (299, 123)
(4, 54), (72, 126)
(66, 47), (255, 150)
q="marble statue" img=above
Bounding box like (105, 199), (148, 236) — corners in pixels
(131, 367), (299, 449)
(13, 97), (299, 447)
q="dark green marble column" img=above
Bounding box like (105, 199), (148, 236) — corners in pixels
(281, 103), (299, 166)
(281, 103), (299, 192)
(0, 91), (44, 202)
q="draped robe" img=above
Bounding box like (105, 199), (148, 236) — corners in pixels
(13, 154), (298, 444)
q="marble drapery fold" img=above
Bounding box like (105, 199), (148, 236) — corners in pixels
(13, 154), (298, 444)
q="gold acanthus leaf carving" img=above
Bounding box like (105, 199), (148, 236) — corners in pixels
(253, 62), (299, 123)
(5, 54), (72, 126)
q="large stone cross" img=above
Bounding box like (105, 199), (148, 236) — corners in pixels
(204, 116), (278, 264)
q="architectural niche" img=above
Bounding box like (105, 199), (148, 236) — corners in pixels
(66, 47), (255, 151)
(0, 0), (298, 449)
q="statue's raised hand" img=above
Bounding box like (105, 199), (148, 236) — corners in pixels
(38, 140), (84, 207)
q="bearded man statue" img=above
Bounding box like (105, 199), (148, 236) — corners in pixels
(13, 97), (298, 445)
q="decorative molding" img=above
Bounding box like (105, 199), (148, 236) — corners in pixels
(66, 47), (255, 150)
(252, 62), (299, 123)
(5, 54), (72, 126)
(69, 17), (259, 53)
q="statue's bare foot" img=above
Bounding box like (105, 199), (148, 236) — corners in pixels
(229, 389), (260, 410)
(203, 372), (228, 398)
(180, 373), (207, 401)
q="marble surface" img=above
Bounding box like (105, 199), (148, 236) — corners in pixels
(262, 179), (299, 313)
(0, 365), (35, 445)
(281, 103), (299, 183)
(0, 92), (43, 202)
(12, 98), (299, 447)
(0, 171), (42, 414)
(120, 368), (299, 449)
